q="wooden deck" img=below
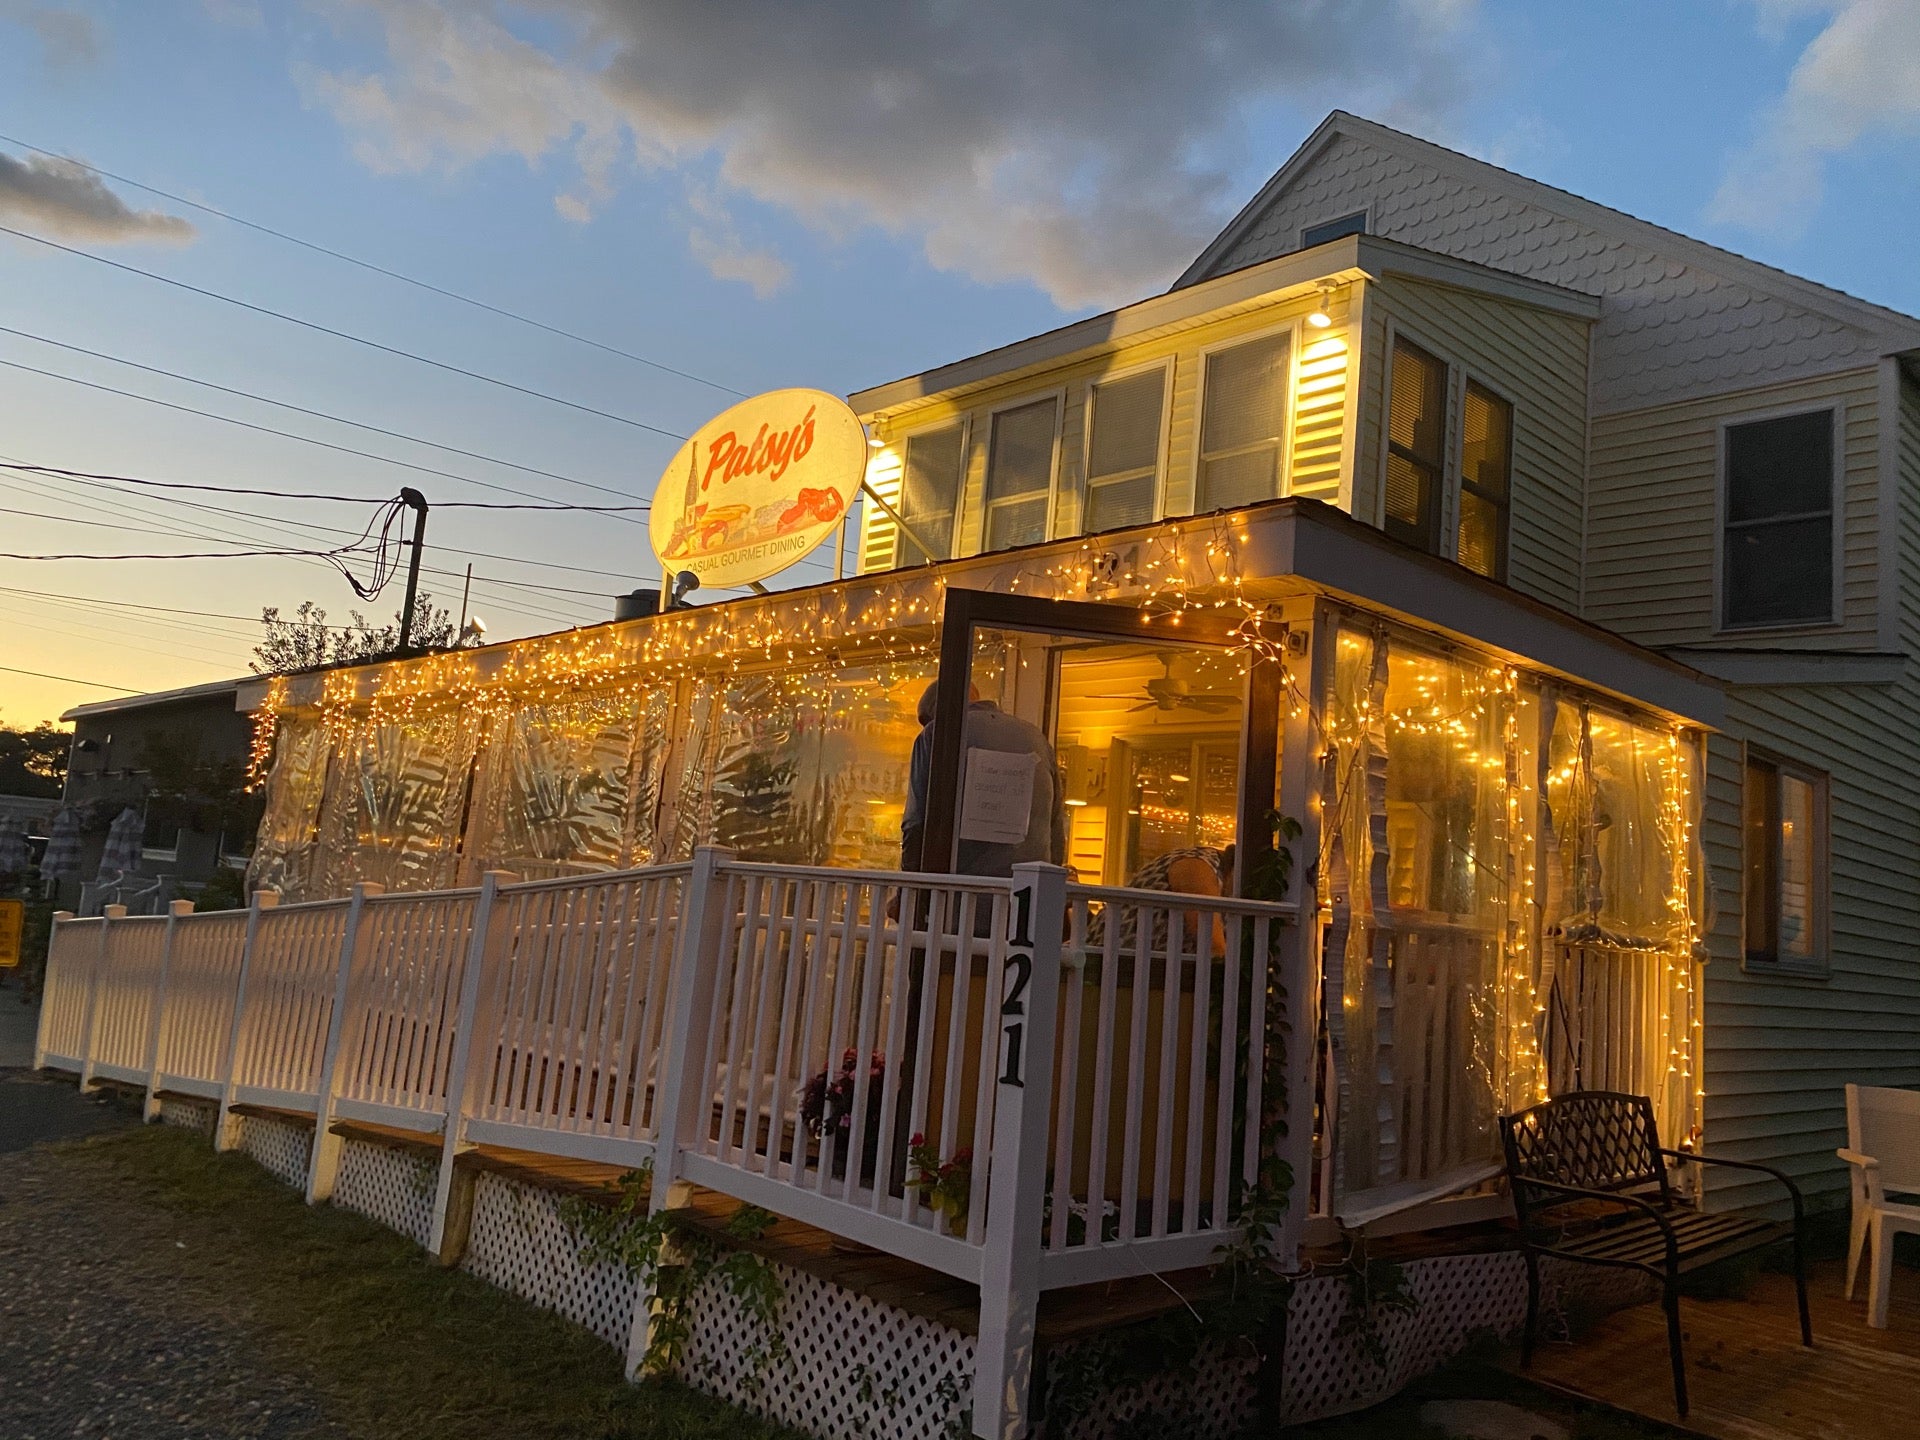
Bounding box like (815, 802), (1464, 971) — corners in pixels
(1517, 1258), (1920, 1440)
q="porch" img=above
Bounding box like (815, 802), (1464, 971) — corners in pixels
(1517, 1256), (1920, 1440)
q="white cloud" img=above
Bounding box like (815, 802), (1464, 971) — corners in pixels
(1712, 0), (1920, 235)
(0, 151), (196, 246)
(683, 180), (789, 298)
(0, 1), (104, 66)
(302, 0), (1483, 309)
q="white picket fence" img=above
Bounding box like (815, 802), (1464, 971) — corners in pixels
(36, 849), (1304, 1440)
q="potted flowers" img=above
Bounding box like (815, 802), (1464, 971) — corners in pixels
(905, 1135), (973, 1235)
(799, 1049), (886, 1183)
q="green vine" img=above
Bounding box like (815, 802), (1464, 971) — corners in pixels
(560, 1161), (786, 1385)
(1039, 813), (1304, 1433)
(1330, 1227), (1418, 1368)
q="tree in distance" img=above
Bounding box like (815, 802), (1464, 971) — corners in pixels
(250, 593), (467, 674)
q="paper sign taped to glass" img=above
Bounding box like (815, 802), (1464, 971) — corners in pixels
(958, 749), (1037, 845)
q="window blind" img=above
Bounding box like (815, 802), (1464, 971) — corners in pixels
(1198, 332), (1290, 512)
(896, 421), (965, 564)
(984, 398), (1058, 550)
(1457, 381), (1511, 580)
(1085, 368), (1165, 534)
(1384, 338), (1445, 554)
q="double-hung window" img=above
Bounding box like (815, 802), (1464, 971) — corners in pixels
(983, 398), (1059, 550)
(1457, 381), (1512, 581)
(1083, 367), (1165, 534)
(1722, 410), (1835, 628)
(1197, 331), (1291, 512)
(1384, 337), (1446, 554)
(895, 421), (966, 565)
(1743, 752), (1826, 969)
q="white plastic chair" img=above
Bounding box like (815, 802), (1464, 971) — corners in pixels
(1839, 1083), (1920, 1328)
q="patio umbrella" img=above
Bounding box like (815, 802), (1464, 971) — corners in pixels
(95, 806), (145, 878)
(0, 827), (27, 873)
(39, 807), (82, 880)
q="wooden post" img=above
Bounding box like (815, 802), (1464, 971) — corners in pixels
(427, 871), (514, 1263)
(141, 900), (195, 1121)
(306, 882), (383, 1203)
(213, 891), (278, 1152)
(33, 910), (75, 1071)
(77, 904), (127, 1094)
(1273, 602), (1333, 1265)
(623, 845), (733, 1380)
(973, 862), (1066, 1440)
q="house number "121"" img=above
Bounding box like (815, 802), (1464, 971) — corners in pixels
(999, 884), (1034, 1088)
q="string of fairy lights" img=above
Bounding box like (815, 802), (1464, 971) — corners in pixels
(1317, 619), (1703, 1150)
(248, 514), (1705, 1142)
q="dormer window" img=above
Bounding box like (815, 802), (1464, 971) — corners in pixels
(1458, 382), (1512, 581)
(1083, 367), (1166, 533)
(895, 421), (965, 565)
(983, 396), (1059, 550)
(1197, 331), (1291, 512)
(1384, 336), (1446, 554)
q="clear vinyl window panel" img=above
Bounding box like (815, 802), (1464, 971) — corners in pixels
(1083, 368), (1165, 535)
(1723, 409), (1834, 627)
(318, 710), (482, 896)
(1197, 332), (1291, 512)
(246, 717), (332, 899)
(983, 398), (1058, 551)
(895, 422), (966, 565)
(669, 659), (935, 869)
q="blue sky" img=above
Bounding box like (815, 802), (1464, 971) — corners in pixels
(1, 0), (1916, 724)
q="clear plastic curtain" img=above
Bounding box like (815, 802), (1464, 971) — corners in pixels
(666, 659), (935, 869)
(246, 716), (333, 899)
(316, 708), (484, 896)
(465, 687), (674, 879)
(1322, 621), (1554, 1207)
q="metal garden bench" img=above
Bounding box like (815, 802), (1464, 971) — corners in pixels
(1499, 1090), (1811, 1417)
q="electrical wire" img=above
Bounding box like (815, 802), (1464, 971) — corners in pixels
(0, 663), (139, 694)
(0, 357), (652, 516)
(0, 464), (605, 626)
(0, 583), (371, 630)
(0, 327), (654, 511)
(1, 461), (646, 511)
(0, 224), (689, 438)
(2, 468), (656, 586)
(0, 130), (747, 398)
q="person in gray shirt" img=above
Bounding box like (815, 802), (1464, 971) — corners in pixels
(900, 680), (1066, 877)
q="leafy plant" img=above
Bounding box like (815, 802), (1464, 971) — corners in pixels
(561, 1163), (786, 1385)
(904, 1136), (972, 1232)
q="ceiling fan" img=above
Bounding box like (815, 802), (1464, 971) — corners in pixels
(1094, 656), (1240, 714)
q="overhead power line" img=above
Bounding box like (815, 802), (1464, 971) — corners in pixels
(0, 583), (367, 630)
(0, 663), (139, 694)
(0, 130), (747, 399)
(0, 223), (690, 439)
(0, 325), (654, 513)
(0, 356), (651, 513)
(3, 460), (647, 512)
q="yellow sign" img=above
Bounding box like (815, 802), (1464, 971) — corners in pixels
(651, 388), (864, 592)
(0, 899), (22, 970)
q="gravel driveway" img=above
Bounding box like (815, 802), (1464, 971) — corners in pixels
(0, 1073), (347, 1440)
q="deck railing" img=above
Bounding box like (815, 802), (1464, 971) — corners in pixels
(35, 850), (1304, 1440)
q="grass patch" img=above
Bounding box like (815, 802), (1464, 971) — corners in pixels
(49, 1124), (805, 1440)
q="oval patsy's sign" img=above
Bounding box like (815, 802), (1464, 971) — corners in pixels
(650, 387), (863, 591)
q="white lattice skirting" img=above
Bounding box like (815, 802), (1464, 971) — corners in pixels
(1051, 1251), (1565, 1434)
(153, 1117), (1592, 1440)
(675, 1259), (975, 1440)
(156, 1097), (215, 1135)
(461, 1171), (639, 1348)
(330, 1139), (438, 1249)
(235, 1114), (314, 1190)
